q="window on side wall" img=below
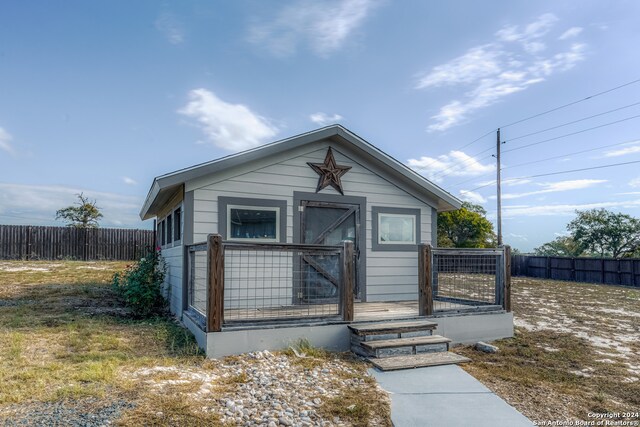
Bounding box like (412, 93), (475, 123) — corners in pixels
(161, 220), (166, 246)
(174, 207), (181, 242)
(167, 213), (173, 245)
(372, 207), (421, 251)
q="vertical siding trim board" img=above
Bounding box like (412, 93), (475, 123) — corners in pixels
(292, 191), (367, 301)
(181, 191), (195, 312)
(370, 206), (421, 252)
(431, 209), (438, 247)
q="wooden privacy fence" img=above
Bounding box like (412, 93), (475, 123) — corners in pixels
(0, 225), (155, 261)
(512, 255), (640, 287)
(185, 234), (355, 332)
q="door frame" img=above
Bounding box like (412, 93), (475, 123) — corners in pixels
(293, 191), (367, 302)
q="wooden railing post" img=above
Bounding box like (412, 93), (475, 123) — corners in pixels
(207, 234), (224, 332)
(504, 245), (512, 312)
(418, 244), (433, 316)
(341, 240), (354, 322)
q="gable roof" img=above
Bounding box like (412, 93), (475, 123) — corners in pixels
(140, 125), (462, 220)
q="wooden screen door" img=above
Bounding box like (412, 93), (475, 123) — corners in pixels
(299, 200), (360, 302)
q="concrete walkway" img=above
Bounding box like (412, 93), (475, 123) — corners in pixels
(370, 364), (533, 427)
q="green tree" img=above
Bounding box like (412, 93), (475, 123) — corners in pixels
(533, 236), (583, 257)
(55, 193), (103, 228)
(437, 202), (496, 248)
(567, 208), (640, 258)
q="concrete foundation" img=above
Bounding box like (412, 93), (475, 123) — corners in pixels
(432, 311), (514, 345)
(205, 323), (351, 359)
(187, 311), (514, 358)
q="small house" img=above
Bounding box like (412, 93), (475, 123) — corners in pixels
(140, 125), (513, 363)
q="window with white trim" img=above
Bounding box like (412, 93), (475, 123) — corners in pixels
(227, 205), (279, 242)
(372, 206), (421, 251)
(378, 213), (416, 244)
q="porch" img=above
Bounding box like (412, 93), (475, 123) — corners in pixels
(180, 235), (512, 357)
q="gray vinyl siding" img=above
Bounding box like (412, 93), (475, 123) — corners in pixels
(161, 245), (183, 315)
(187, 139), (434, 302)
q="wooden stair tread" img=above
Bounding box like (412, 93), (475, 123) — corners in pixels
(361, 335), (450, 350)
(348, 319), (437, 335)
(370, 352), (470, 371)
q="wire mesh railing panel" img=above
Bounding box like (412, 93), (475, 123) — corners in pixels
(223, 244), (343, 324)
(432, 249), (503, 312)
(188, 249), (208, 316)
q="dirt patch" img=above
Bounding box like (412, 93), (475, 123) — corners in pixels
(458, 277), (640, 422)
(0, 261), (390, 426)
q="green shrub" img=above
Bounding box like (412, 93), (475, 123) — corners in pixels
(112, 250), (167, 318)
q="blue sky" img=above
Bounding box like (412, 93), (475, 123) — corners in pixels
(1, 0), (640, 252)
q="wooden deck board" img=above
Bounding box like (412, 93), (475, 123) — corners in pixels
(361, 335), (450, 350)
(371, 352), (471, 371)
(222, 300), (473, 324)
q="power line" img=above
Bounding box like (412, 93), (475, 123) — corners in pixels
(412, 130), (495, 172)
(444, 109), (640, 183)
(500, 77), (640, 129)
(502, 137), (640, 171)
(460, 158), (640, 194)
(502, 113), (640, 154)
(450, 137), (638, 188)
(456, 129), (496, 151)
(504, 101), (640, 143)
(430, 147), (495, 180)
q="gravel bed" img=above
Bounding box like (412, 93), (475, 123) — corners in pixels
(0, 399), (134, 427)
(209, 350), (386, 426)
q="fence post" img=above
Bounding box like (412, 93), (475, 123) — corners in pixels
(495, 249), (504, 307)
(207, 234), (224, 332)
(341, 240), (354, 322)
(504, 246), (512, 312)
(418, 244), (433, 316)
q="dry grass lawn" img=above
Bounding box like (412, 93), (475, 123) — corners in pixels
(0, 260), (390, 426)
(457, 277), (640, 422)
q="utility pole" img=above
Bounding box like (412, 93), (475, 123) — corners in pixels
(496, 128), (503, 246)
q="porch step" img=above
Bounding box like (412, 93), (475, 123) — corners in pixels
(348, 319), (438, 337)
(370, 352), (471, 371)
(360, 335), (451, 358)
(349, 319), (469, 370)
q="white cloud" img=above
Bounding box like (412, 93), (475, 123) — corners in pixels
(0, 127), (14, 155)
(503, 198), (640, 218)
(415, 45), (502, 89)
(416, 14), (588, 131)
(629, 177), (640, 188)
(0, 183), (143, 227)
(407, 150), (495, 182)
(178, 88), (278, 151)
(508, 232), (528, 241)
(559, 27), (583, 40)
(500, 179), (606, 200)
(495, 12), (557, 53)
(155, 12), (185, 45)
(459, 190), (487, 204)
(603, 144), (640, 157)
(616, 191), (640, 195)
(123, 177), (137, 186)
(309, 112), (343, 126)
(248, 0), (377, 57)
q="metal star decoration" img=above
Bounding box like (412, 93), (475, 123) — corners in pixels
(307, 147), (352, 195)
